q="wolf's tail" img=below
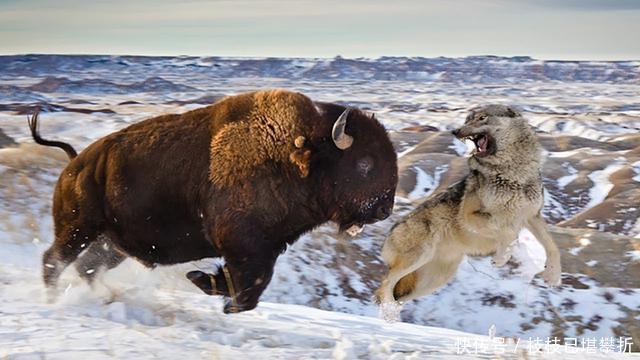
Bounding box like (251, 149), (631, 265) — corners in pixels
(27, 111), (78, 160)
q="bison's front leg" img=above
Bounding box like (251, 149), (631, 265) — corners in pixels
(186, 253), (278, 314)
(221, 255), (277, 313)
(186, 267), (232, 297)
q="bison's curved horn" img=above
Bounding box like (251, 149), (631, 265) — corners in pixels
(332, 108), (354, 150)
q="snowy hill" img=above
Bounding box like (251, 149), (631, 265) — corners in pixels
(0, 55), (639, 357)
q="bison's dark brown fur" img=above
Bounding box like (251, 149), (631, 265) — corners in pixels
(32, 89), (397, 313)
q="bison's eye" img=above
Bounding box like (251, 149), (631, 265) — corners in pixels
(357, 156), (374, 177)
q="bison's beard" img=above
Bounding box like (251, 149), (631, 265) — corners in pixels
(338, 221), (365, 237)
(337, 218), (363, 233)
(333, 194), (394, 237)
(335, 210), (376, 237)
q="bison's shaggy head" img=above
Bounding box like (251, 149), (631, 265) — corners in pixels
(315, 103), (398, 235)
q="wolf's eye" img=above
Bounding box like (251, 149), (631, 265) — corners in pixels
(478, 114), (488, 121)
(357, 156), (374, 177)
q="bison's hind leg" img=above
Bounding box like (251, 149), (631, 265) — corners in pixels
(74, 237), (125, 285)
(42, 222), (101, 301)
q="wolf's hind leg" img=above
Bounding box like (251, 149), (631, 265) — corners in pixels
(393, 271), (417, 300)
(396, 254), (464, 303)
(375, 243), (435, 304)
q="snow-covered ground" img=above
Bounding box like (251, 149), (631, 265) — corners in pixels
(1, 55), (639, 357)
(0, 237), (625, 359)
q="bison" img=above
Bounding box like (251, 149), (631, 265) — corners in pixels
(30, 89), (398, 313)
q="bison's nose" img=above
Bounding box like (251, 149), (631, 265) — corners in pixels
(451, 128), (460, 138)
(375, 205), (391, 220)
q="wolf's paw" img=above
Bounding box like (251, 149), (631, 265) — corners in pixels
(373, 287), (388, 305)
(373, 292), (382, 305)
(378, 301), (403, 323)
(541, 264), (562, 287)
(491, 241), (514, 268)
(491, 252), (511, 267)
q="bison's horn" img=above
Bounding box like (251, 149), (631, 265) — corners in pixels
(332, 108), (354, 150)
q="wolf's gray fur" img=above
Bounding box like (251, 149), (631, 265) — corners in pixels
(375, 105), (562, 308)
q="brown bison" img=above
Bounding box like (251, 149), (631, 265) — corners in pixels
(30, 89), (398, 313)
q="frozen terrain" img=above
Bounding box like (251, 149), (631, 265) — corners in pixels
(0, 55), (639, 357)
(3, 239), (624, 359)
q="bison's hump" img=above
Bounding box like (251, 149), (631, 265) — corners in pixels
(209, 89), (319, 186)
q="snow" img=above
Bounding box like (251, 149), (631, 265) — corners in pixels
(626, 251), (640, 262)
(511, 229), (547, 282)
(632, 161), (640, 182)
(449, 138), (468, 156)
(557, 164), (578, 189)
(407, 165), (448, 201)
(583, 163), (625, 211)
(569, 237), (592, 256)
(1, 241), (607, 359)
(548, 148), (603, 159)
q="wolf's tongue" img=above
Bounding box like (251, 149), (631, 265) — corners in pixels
(478, 136), (487, 152)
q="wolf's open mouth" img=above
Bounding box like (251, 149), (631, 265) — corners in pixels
(466, 133), (494, 157)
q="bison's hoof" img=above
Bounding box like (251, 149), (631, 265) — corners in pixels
(187, 270), (218, 295)
(223, 299), (257, 314)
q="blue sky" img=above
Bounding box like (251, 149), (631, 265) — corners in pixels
(0, 0), (638, 59)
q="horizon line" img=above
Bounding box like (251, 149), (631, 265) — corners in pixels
(2, 53), (639, 62)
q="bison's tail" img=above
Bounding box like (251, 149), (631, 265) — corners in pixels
(27, 111), (78, 160)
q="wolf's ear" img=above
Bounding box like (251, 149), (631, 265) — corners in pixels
(289, 136), (312, 178)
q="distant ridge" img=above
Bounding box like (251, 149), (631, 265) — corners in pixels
(0, 54), (638, 84)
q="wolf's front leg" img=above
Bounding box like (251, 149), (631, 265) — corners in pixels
(526, 215), (562, 286)
(491, 242), (513, 267)
(491, 231), (519, 267)
(460, 191), (494, 234)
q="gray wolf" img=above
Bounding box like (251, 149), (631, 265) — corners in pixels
(375, 105), (561, 309)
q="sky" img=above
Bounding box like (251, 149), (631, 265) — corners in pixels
(0, 0), (639, 60)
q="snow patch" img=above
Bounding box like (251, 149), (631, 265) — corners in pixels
(511, 228), (546, 282)
(632, 161), (640, 182)
(408, 165), (448, 201)
(557, 163), (578, 189)
(448, 138), (467, 156)
(626, 250), (640, 262)
(582, 163), (625, 212)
